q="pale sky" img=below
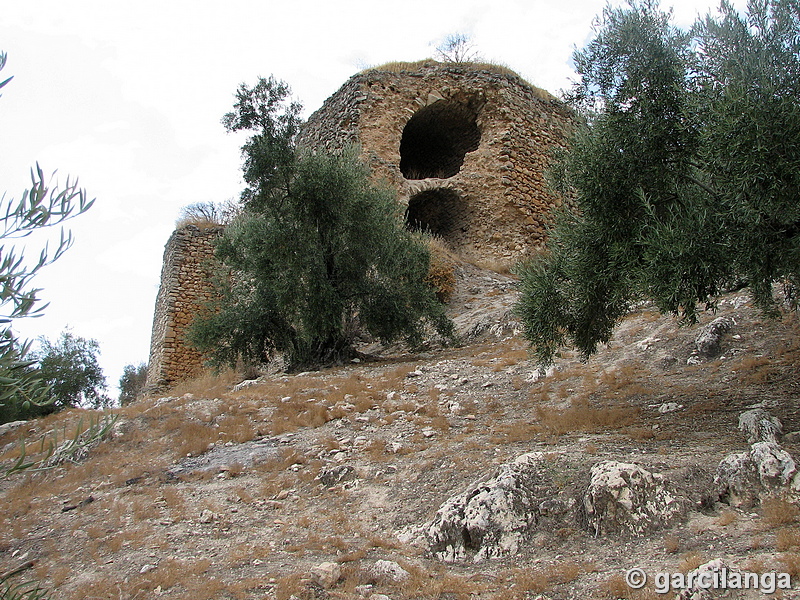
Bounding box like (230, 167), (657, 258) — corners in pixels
(0, 0), (744, 397)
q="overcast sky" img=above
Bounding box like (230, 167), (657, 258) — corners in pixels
(1, 0), (744, 396)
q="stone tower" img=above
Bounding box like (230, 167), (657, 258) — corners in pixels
(146, 61), (574, 390)
(298, 61), (575, 262)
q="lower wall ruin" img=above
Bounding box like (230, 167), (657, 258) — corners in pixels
(145, 225), (222, 392)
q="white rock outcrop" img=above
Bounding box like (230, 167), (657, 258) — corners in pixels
(695, 316), (734, 356)
(583, 461), (686, 536)
(738, 408), (782, 444)
(716, 410), (800, 507)
(424, 452), (556, 562)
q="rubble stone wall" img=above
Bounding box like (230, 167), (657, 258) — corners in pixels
(145, 226), (222, 391)
(147, 62), (575, 388)
(299, 61), (576, 262)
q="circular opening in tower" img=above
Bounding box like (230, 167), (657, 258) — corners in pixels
(399, 100), (481, 180)
(405, 189), (467, 246)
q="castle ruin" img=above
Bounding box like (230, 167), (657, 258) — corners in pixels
(146, 61), (575, 390)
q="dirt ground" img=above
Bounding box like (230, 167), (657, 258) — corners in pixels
(2, 266), (800, 600)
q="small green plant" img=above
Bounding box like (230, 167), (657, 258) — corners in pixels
(0, 565), (50, 600)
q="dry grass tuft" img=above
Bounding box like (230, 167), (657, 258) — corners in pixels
(678, 551), (706, 572)
(779, 552), (800, 579)
(425, 235), (457, 303)
(762, 497), (800, 527)
(777, 527), (800, 551)
(533, 397), (640, 437)
(664, 534), (681, 554)
(716, 509), (738, 526)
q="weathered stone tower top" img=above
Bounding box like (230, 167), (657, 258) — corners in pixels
(299, 60), (575, 262)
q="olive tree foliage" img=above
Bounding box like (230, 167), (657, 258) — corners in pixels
(31, 330), (109, 412)
(0, 52), (94, 411)
(516, 0), (800, 366)
(188, 77), (454, 370)
(118, 362), (148, 405)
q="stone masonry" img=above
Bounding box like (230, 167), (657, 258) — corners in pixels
(146, 225), (222, 391)
(299, 61), (576, 261)
(147, 61), (575, 389)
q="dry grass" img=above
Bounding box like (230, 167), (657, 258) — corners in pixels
(533, 397), (640, 437)
(716, 509), (738, 526)
(762, 497), (800, 527)
(363, 60), (554, 100)
(491, 420), (537, 443)
(664, 534), (681, 553)
(779, 552), (800, 579)
(678, 551), (706, 572)
(425, 235), (457, 303)
(169, 368), (241, 398)
(174, 216), (224, 230)
(777, 527), (800, 551)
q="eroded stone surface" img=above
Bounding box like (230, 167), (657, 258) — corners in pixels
(738, 408), (782, 444)
(424, 452), (571, 562)
(583, 461), (686, 536)
(695, 316), (734, 357)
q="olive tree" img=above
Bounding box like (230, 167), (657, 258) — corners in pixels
(0, 52), (94, 412)
(516, 0), (800, 365)
(189, 77), (454, 370)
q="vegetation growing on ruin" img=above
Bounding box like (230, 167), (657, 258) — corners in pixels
(188, 77), (454, 371)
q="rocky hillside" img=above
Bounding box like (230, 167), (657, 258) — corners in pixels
(1, 266), (800, 600)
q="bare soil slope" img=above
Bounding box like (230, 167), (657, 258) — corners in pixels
(2, 268), (800, 600)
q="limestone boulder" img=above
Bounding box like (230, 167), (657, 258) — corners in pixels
(715, 441), (800, 507)
(424, 452), (572, 562)
(695, 316), (734, 356)
(738, 408), (782, 444)
(583, 461), (686, 536)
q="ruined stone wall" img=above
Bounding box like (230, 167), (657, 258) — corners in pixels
(145, 225), (222, 391)
(147, 62), (575, 388)
(299, 61), (576, 262)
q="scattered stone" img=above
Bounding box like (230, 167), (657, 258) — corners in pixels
(387, 442), (404, 454)
(0, 420), (27, 437)
(317, 465), (357, 487)
(695, 316), (734, 357)
(657, 402), (683, 414)
(310, 561), (341, 589)
(232, 378), (262, 392)
(369, 559), (410, 583)
(199, 509), (216, 523)
(583, 461), (686, 537)
(636, 336), (661, 351)
(139, 563), (157, 574)
(738, 408), (782, 444)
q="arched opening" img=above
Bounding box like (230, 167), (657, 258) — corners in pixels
(405, 189), (467, 246)
(399, 100), (481, 180)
